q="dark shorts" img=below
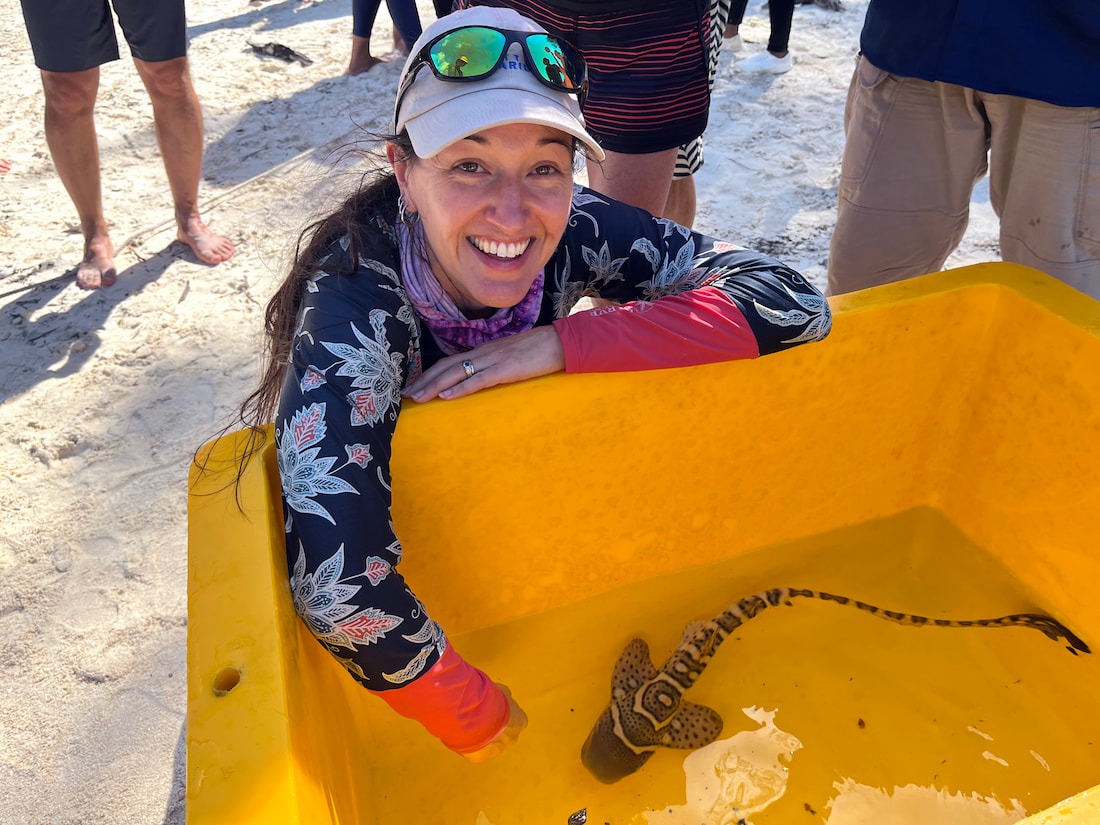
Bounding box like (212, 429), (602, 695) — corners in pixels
(456, 0), (711, 154)
(20, 0), (188, 73)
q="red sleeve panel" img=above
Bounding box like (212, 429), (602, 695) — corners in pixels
(371, 644), (511, 754)
(552, 285), (761, 373)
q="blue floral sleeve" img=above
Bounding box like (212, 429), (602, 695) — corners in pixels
(546, 186), (831, 352)
(274, 233), (447, 689)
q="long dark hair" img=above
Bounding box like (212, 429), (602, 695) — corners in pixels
(194, 132), (416, 491)
(197, 126), (583, 493)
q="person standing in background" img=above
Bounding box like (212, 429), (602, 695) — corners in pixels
(728, 0), (794, 74)
(455, 0), (712, 218)
(828, 0), (1100, 299)
(349, 0), (423, 75)
(19, 0), (235, 289)
(665, 0), (735, 227)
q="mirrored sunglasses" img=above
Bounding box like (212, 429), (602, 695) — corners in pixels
(395, 25), (589, 123)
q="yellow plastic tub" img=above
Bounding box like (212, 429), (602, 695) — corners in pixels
(188, 263), (1100, 824)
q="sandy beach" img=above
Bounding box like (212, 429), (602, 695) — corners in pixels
(0, 1), (1000, 822)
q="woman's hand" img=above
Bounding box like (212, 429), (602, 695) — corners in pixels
(462, 684), (529, 763)
(402, 326), (565, 403)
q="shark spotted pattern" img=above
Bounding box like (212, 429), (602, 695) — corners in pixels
(580, 587), (1091, 783)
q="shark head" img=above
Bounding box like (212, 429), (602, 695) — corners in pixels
(580, 637), (724, 783)
(580, 706), (657, 783)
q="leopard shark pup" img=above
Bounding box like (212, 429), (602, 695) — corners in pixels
(580, 586), (1090, 783)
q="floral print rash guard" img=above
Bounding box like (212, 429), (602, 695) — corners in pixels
(275, 184), (831, 747)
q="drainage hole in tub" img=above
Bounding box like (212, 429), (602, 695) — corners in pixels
(213, 666), (241, 696)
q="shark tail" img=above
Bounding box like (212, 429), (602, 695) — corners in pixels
(769, 589), (1091, 655)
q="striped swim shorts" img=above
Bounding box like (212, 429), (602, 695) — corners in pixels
(456, 0), (712, 155)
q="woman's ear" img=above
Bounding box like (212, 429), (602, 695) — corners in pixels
(387, 142), (414, 210)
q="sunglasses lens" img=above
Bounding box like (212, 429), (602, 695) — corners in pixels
(526, 34), (583, 91)
(429, 27), (506, 78)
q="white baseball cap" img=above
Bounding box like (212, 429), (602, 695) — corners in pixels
(393, 6), (605, 160)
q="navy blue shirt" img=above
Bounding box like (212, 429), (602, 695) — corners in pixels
(861, 0), (1100, 108)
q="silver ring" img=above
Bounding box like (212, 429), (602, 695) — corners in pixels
(461, 359), (476, 379)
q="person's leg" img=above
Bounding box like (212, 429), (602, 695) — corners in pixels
(766, 0), (794, 55)
(385, 0), (423, 54)
(588, 148), (680, 217)
(350, 0), (387, 75)
(738, 0), (792, 73)
(24, 0), (122, 287)
(668, 135), (702, 226)
(40, 67), (117, 288)
(132, 56), (235, 265)
(985, 96), (1100, 299)
(666, 0), (727, 226)
(827, 57), (990, 295)
(726, 0), (749, 37)
(664, 176), (697, 227)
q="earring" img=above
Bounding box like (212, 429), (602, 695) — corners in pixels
(398, 193), (419, 226)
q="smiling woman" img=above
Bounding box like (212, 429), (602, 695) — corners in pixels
(233, 4), (832, 765)
(390, 124), (575, 325)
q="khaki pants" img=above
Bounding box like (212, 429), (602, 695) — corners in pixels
(828, 55), (1100, 300)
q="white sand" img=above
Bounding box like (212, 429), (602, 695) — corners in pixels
(0, 0), (999, 822)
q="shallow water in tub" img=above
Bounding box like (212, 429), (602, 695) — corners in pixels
(356, 508), (1100, 824)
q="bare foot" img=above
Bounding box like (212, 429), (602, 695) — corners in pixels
(0, 159), (10, 174)
(177, 214), (235, 265)
(348, 54), (386, 75)
(76, 233), (117, 289)
(347, 34), (393, 75)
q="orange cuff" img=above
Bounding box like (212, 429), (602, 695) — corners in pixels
(371, 645), (510, 754)
(552, 285), (759, 373)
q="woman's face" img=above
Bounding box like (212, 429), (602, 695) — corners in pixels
(391, 123), (575, 318)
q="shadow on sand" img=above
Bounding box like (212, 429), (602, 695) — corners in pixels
(0, 245), (184, 405)
(163, 719), (187, 825)
(187, 0), (351, 41)
(201, 68), (397, 187)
